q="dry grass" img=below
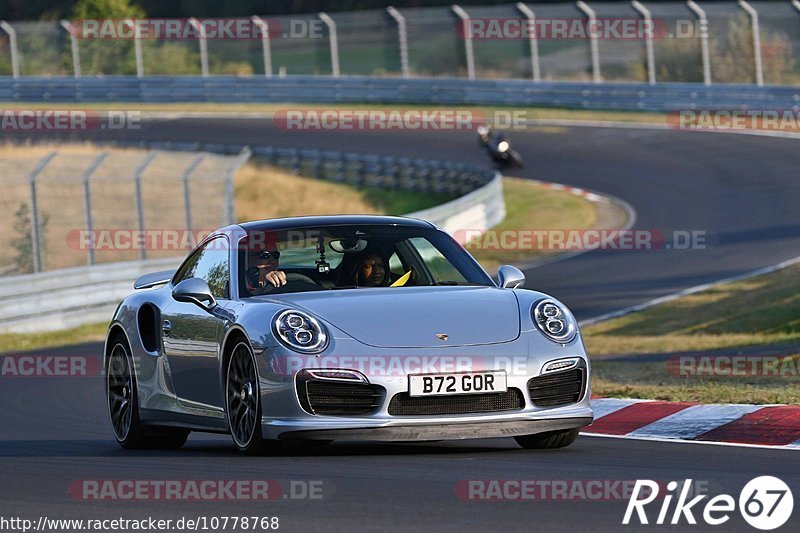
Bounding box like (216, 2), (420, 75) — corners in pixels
(234, 162), (383, 221)
(0, 102), (670, 126)
(592, 360), (800, 404)
(467, 177), (610, 273)
(583, 264), (800, 357)
(585, 263), (800, 403)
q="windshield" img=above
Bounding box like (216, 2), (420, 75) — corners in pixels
(238, 224), (492, 297)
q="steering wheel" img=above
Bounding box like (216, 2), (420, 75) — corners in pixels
(285, 272), (317, 285)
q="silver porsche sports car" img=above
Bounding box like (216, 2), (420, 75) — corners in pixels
(105, 215), (592, 454)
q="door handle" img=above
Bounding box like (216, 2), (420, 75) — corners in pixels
(162, 320), (172, 336)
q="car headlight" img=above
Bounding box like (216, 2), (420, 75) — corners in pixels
(273, 310), (328, 354)
(532, 299), (577, 344)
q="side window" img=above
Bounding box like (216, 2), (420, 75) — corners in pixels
(173, 237), (230, 299)
(408, 237), (467, 284)
(388, 252), (404, 277)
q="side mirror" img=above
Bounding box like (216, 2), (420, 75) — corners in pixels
(172, 278), (217, 311)
(497, 265), (525, 289)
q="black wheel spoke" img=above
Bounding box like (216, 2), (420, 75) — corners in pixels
(107, 344), (135, 441)
(226, 342), (259, 448)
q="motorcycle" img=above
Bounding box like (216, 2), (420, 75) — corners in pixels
(477, 126), (524, 169)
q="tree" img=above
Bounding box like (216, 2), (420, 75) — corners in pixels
(70, 0), (144, 19)
(10, 203), (49, 274)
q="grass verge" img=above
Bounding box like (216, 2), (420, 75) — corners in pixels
(592, 360), (800, 405)
(0, 102), (668, 126)
(583, 263), (800, 357)
(585, 262), (800, 404)
(466, 176), (601, 273)
(0, 322), (109, 354)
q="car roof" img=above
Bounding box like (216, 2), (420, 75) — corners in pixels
(239, 215), (436, 232)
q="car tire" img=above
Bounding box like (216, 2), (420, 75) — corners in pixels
(225, 340), (281, 455)
(107, 334), (190, 450)
(514, 428), (580, 449)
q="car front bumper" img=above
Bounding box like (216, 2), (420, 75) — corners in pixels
(262, 405), (593, 441)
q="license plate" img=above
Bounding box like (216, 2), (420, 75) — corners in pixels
(408, 371), (507, 397)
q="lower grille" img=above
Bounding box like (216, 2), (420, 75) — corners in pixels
(527, 368), (585, 407)
(300, 380), (384, 416)
(388, 389), (525, 416)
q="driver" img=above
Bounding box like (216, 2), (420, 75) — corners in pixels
(245, 249), (287, 294)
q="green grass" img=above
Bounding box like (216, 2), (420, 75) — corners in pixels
(0, 322), (108, 354)
(362, 188), (455, 215)
(585, 262), (800, 404)
(467, 177), (601, 273)
(583, 263), (800, 357)
(0, 101), (669, 126)
(592, 360), (800, 405)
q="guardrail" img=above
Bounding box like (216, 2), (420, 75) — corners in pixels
(1, 76), (799, 111)
(0, 140), (504, 334)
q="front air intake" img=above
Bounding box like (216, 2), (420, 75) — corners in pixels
(296, 373), (384, 416)
(527, 367), (586, 407)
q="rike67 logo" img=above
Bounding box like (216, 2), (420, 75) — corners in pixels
(624, 477), (793, 530)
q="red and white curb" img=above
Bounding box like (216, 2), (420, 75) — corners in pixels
(585, 398), (800, 449)
(527, 178), (608, 203)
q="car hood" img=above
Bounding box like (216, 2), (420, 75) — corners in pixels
(267, 286), (520, 348)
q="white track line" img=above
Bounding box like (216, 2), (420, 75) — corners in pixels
(581, 254), (800, 326)
(580, 432), (800, 450)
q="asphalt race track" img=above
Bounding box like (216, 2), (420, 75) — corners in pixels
(2, 119), (800, 531)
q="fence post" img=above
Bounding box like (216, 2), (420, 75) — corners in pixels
(59, 20), (81, 78)
(81, 152), (109, 266)
(182, 154), (205, 247)
(515, 3), (540, 82)
(188, 18), (209, 77)
(386, 7), (410, 78)
(451, 5), (475, 80)
(27, 152), (57, 273)
(632, 1), (656, 85)
(125, 18), (144, 78)
(133, 151), (158, 260)
(318, 13), (340, 77)
(687, 1), (711, 86)
(251, 16), (272, 77)
(738, 0), (763, 87)
(0, 21), (20, 78)
(576, 2), (601, 83)
(224, 147), (252, 225)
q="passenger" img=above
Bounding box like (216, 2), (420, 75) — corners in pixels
(354, 252), (390, 287)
